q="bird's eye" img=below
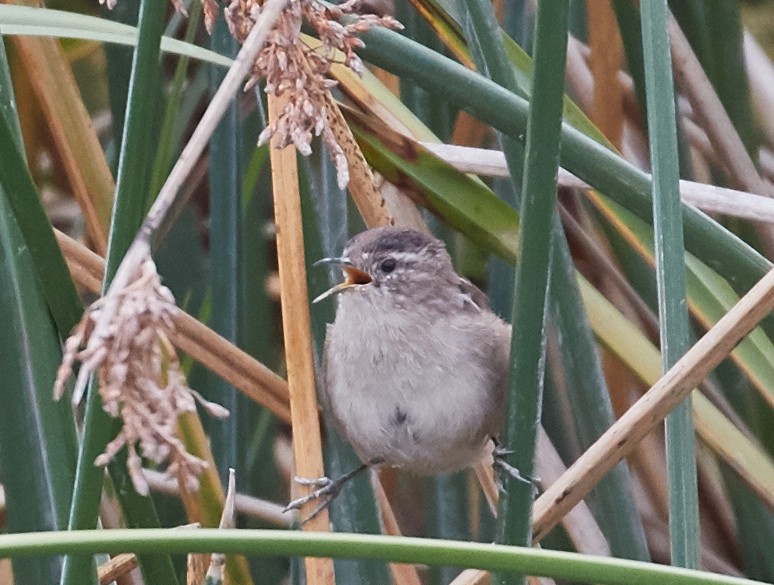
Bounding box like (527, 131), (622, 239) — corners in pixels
(380, 258), (397, 273)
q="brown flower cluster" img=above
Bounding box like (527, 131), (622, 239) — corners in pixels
(55, 260), (228, 496)
(103, 0), (401, 187)
(217, 0), (401, 188)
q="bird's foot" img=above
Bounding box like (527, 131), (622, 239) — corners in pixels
(284, 459), (380, 523)
(492, 445), (540, 492)
(283, 476), (345, 524)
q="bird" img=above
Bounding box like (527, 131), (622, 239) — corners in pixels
(285, 226), (524, 520)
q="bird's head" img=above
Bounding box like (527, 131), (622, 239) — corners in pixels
(313, 227), (453, 309)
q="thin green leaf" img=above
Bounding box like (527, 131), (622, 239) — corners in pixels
(640, 0), (699, 568)
(496, 1), (568, 577)
(0, 529), (768, 585)
(206, 8), (242, 483)
(0, 46), (78, 584)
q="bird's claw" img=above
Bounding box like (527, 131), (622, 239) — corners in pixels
(492, 446), (540, 491)
(283, 476), (343, 525)
(493, 445), (515, 458)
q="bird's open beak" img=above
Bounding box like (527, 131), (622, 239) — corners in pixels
(312, 257), (372, 304)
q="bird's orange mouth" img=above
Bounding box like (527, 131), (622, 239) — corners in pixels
(312, 262), (372, 303)
(343, 265), (372, 286)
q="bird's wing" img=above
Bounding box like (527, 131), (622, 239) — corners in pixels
(318, 323), (335, 414)
(453, 275), (491, 312)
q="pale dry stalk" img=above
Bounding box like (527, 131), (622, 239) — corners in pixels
(532, 263), (774, 541)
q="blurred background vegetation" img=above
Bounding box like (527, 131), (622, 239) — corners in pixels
(1, 0), (774, 584)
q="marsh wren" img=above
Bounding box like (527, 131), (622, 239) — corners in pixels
(285, 227), (521, 519)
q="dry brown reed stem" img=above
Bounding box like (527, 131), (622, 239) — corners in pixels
(268, 92), (334, 584)
(324, 94), (395, 227)
(54, 229), (292, 424)
(96, 553), (137, 585)
(587, 0), (624, 150)
(668, 16), (772, 198)
(531, 264), (774, 542)
(373, 478), (423, 585)
(5, 0), (113, 254)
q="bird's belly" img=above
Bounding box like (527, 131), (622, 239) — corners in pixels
(325, 345), (496, 475)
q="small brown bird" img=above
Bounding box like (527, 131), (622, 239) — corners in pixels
(286, 227), (522, 519)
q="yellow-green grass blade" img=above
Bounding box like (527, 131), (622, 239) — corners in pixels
(0, 5), (232, 67)
(405, 0), (474, 68)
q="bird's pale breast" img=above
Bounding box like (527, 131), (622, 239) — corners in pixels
(323, 297), (509, 475)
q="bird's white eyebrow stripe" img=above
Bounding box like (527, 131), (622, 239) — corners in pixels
(385, 251), (426, 263)
(360, 250), (425, 264)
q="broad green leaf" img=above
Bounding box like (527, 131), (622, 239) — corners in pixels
(0, 186), (78, 585)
